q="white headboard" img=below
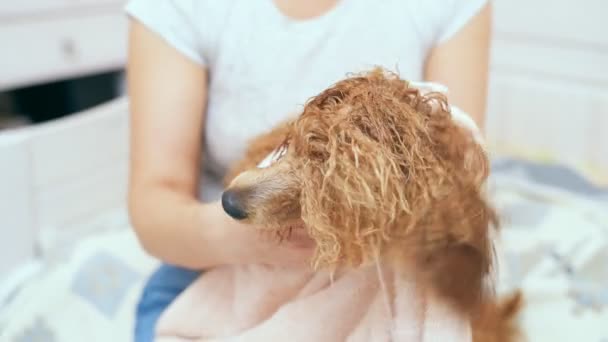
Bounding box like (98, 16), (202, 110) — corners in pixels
(486, 0), (608, 184)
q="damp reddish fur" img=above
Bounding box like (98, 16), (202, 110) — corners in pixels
(224, 69), (523, 342)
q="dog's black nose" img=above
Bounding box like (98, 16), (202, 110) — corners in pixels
(221, 190), (248, 220)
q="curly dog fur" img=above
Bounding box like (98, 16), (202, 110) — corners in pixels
(222, 69), (523, 342)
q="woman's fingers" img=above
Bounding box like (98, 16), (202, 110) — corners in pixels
(228, 217), (315, 267)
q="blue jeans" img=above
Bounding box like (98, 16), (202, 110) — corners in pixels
(134, 264), (201, 342)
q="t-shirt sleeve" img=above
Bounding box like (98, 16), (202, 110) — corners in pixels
(125, 0), (207, 65)
(436, 0), (489, 43)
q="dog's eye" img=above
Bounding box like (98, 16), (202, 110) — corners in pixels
(257, 143), (288, 169)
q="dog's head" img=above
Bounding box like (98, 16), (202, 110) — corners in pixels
(222, 69), (497, 311)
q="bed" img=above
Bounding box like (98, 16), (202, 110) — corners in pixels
(1, 0), (607, 338)
(0, 96), (607, 341)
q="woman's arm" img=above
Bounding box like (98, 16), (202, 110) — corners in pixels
(127, 19), (221, 268)
(127, 20), (312, 269)
(424, 3), (492, 130)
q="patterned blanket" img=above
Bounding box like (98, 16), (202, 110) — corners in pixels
(0, 157), (606, 341)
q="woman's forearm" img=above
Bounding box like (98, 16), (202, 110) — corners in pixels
(126, 19), (221, 269)
(128, 184), (233, 269)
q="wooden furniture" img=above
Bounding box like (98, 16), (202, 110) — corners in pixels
(0, 1), (128, 92)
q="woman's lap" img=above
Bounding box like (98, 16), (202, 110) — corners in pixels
(134, 263), (200, 342)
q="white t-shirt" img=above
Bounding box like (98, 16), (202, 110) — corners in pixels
(125, 0), (487, 201)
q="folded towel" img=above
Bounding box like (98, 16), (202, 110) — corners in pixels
(156, 263), (471, 341)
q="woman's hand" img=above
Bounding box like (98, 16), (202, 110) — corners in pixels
(209, 201), (316, 268)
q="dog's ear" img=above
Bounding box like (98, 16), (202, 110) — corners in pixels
(292, 80), (436, 268)
(413, 184), (497, 314)
(292, 72), (497, 314)
(412, 118), (498, 314)
(295, 89), (496, 314)
(296, 117), (396, 268)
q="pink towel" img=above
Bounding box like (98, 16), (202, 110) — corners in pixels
(155, 262), (472, 341)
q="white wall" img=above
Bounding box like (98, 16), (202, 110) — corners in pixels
(486, 0), (608, 183)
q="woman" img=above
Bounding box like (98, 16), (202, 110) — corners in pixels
(125, 1), (491, 341)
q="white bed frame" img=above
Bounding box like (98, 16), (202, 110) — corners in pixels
(0, 1), (129, 291)
(486, 0), (608, 184)
(0, 98), (130, 286)
(1, 0), (607, 292)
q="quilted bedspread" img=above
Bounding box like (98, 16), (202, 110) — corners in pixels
(0, 157), (606, 341)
